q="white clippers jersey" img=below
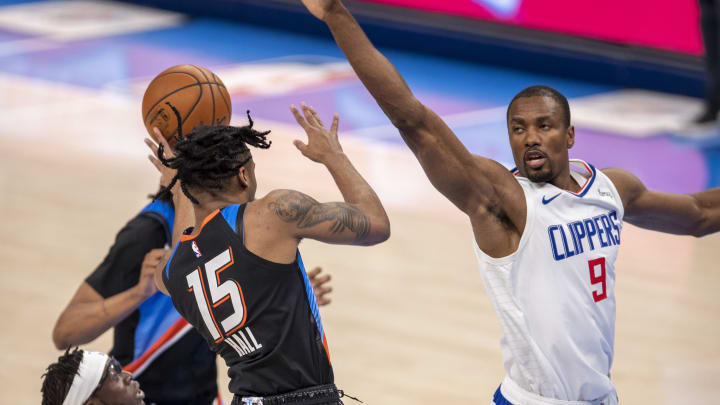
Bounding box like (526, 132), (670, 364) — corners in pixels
(475, 160), (623, 402)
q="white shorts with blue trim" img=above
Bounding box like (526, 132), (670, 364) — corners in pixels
(493, 376), (619, 405)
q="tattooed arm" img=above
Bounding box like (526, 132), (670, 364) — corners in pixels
(266, 189), (378, 244)
(257, 104), (389, 246)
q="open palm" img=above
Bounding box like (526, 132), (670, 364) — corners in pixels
(301, 0), (339, 20)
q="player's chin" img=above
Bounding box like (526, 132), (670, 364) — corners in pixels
(524, 164), (553, 183)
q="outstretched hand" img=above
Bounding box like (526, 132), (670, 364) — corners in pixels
(301, 0), (341, 21)
(290, 103), (343, 164)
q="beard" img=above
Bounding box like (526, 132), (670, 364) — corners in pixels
(524, 160), (555, 183)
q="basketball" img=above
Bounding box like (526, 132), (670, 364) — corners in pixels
(141, 64), (232, 145)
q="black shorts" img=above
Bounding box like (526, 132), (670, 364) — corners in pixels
(231, 384), (345, 405)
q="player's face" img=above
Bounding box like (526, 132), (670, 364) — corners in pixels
(507, 96), (574, 183)
(92, 358), (145, 405)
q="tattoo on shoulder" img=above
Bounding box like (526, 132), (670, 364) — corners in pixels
(269, 191), (370, 241)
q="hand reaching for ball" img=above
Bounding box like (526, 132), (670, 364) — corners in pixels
(145, 128), (178, 192)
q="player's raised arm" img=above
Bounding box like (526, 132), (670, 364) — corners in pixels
(301, 1), (523, 221)
(258, 104), (390, 246)
(145, 130), (189, 295)
(604, 168), (720, 237)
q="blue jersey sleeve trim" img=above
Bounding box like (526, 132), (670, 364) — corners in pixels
(574, 163), (597, 198)
(220, 204), (240, 233)
(140, 200), (175, 242)
(297, 252), (324, 338)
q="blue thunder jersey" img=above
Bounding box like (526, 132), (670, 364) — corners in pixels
(86, 200), (219, 404)
(475, 160), (622, 405)
(163, 203), (333, 396)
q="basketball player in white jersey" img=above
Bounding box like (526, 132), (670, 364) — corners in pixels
(300, 1), (720, 404)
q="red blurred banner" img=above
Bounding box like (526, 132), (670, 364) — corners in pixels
(358, 0), (703, 55)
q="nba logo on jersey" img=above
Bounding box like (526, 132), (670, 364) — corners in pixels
(191, 241), (202, 258)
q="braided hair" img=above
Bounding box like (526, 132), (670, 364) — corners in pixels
(41, 347), (84, 405)
(153, 103), (271, 204)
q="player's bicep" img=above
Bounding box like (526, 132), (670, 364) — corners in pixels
(604, 167), (704, 234)
(265, 190), (379, 245)
(399, 107), (520, 215)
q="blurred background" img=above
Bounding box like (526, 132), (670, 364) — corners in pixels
(1, 0), (719, 403)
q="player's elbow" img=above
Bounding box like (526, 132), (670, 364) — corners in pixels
(689, 218), (713, 238)
(362, 218), (391, 246)
(52, 324), (72, 350)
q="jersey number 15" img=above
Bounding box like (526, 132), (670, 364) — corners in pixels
(186, 248), (247, 343)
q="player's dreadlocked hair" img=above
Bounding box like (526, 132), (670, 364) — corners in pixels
(41, 347), (84, 405)
(507, 85), (571, 129)
(153, 103), (272, 204)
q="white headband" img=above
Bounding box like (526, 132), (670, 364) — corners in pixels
(62, 351), (109, 405)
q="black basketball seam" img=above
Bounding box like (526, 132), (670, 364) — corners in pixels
(153, 71), (202, 83)
(192, 65), (215, 125)
(174, 82), (203, 139)
(143, 81), (224, 123)
(213, 72), (232, 121)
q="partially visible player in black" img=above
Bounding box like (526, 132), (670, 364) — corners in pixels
(42, 348), (144, 405)
(147, 105), (390, 405)
(52, 128), (335, 405)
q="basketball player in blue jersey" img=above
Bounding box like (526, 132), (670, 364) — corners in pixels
(301, 1), (720, 404)
(146, 106), (390, 405)
(52, 137), (335, 405)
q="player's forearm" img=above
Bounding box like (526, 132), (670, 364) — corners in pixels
(324, 4), (425, 130)
(171, 190), (194, 248)
(52, 287), (145, 349)
(690, 187), (720, 237)
(323, 152), (390, 243)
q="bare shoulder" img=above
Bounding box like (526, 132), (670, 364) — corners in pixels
(601, 167), (646, 208)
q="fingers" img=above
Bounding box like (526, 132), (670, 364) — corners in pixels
(155, 128), (174, 157)
(314, 284), (333, 306)
(330, 113), (339, 135)
(312, 274), (331, 288)
(143, 249), (165, 264)
(145, 137), (166, 172)
(290, 105), (310, 131)
(293, 139), (308, 154)
(145, 137), (159, 154)
(303, 103), (325, 128)
(148, 154), (164, 173)
(300, 102), (317, 127)
(307, 266), (322, 279)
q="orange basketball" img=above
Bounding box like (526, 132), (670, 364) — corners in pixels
(142, 65), (232, 145)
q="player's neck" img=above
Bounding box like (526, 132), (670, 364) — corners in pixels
(549, 169), (581, 192)
(192, 191), (253, 227)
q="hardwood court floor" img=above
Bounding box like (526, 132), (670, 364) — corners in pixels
(0, 74), (719, 404)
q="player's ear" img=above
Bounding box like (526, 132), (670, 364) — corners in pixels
(566, 125), (575, 149)
(236, 167), (250, 189)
